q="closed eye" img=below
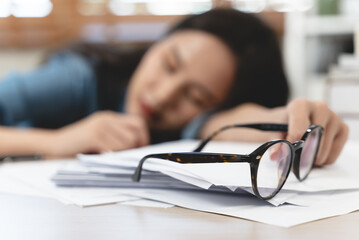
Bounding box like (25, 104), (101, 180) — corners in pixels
(163, 52), (178, 74)
(183, 87), (209, 108)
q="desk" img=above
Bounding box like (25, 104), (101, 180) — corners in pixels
(0, 193), (358, 240)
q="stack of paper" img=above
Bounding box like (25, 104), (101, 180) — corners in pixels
(52, 162), (202, 190)
(51, 140), (359, 206)
(2, 139), (359, 227)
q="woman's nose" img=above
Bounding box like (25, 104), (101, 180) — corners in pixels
(151, 77), (182, 110)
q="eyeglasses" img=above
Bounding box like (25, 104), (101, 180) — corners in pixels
(132, 123), (323, 200)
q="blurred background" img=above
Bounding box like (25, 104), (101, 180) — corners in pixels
(1, 0), (359, 139)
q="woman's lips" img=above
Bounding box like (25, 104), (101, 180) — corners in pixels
(139, 100), (155, 120)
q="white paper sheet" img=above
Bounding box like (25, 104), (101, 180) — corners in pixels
(121, 188), (359, 227)
(121, 199), (174, 208)
(78, 140), (359, 203)
(2, 140), (359, 227)
(0, 171), (53, 199)
(0, 160), (140, 207)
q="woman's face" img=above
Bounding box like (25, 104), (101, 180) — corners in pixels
(125, 30), (236, 130)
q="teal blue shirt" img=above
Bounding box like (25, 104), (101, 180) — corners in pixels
(0, 52), (98, 128)
(0, 52), (207, 139)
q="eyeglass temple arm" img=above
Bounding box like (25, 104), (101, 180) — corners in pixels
(132, 152), (249, 182)
(193, 123), (288, 152)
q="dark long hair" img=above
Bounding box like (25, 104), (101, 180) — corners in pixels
(71, 8), (288, 111)
(168, 9), (289, 110)
(66, 43), (148, 110)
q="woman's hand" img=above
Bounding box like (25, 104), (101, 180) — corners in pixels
(48, 111), (150, 157)
(284, 98), (348, 166)
(200, 99), (349, 166)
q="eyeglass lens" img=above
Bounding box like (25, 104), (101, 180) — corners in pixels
(299, 127), (321, 180)
(256, 142), (292, 199)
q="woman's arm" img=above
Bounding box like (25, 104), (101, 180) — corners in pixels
(200, 98), (349, 166)
(0, 52), (150, 158)
(0, 127), (54, 157)
(0, 111), (150, 158)
(199, 102), (286, 142)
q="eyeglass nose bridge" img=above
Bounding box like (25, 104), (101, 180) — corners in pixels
(292, 140), (304, 150)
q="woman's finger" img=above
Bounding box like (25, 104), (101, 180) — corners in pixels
(308, 102), (333, 166)
(89, 137), (115, 154)
(315, 112), (340, 166)
(109, 124), (140, 150)
(325, 122), (349, 165)
(102, 130), (127, 152)
(117, 115), (150, 147)
(310, 101), (330, 128)
(286, 99), (311, 143)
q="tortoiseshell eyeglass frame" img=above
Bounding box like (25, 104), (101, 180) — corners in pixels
(132, 123), (323, 200)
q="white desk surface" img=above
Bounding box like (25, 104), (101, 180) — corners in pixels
(0, 192), (358, 240)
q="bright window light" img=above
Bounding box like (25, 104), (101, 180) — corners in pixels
(0, 0), (53, 18)
(268, 0), (314, 12)
(147, 0), (212, 15)
(108, 0), (137, 16)
(232, 0), (266, 13)
(0, 0), (11, 17)
(108, 0), (212, 16)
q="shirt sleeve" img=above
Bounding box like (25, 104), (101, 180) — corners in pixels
(0, 52), (98, 128)
(181, 111), (215, 139)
